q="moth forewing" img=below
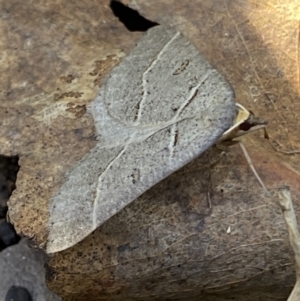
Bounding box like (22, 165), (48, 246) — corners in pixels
(46, 25), (236, 254)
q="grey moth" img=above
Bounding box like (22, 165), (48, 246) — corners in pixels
(47, 26), (236, 253)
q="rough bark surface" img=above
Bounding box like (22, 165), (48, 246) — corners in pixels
(1, 0), (300, 300)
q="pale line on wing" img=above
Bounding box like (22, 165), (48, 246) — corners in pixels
(174, 70), (214, 119)
(135, 32), (181, 124)
(92, 145), (128, 227)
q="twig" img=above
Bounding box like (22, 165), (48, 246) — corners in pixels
(278, 186), (300, 301)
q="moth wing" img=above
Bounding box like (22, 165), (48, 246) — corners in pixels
(47, 26), (236, 253)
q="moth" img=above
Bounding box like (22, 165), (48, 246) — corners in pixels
(47, 26), (267, 254)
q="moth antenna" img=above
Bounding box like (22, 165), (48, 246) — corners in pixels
(238, 141), (270, 196)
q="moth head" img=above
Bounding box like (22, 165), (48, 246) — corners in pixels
(239, 111), (268, 132)
(219, 103), (268, 143)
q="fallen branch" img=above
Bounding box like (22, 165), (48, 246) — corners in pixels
(278, 186), (300, 301)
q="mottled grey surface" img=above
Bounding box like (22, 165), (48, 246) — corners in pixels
(0, 239), (60, 301)
(47, 26), (236, 253)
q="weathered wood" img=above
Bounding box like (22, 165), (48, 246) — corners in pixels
(1, 0), (300, 300)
